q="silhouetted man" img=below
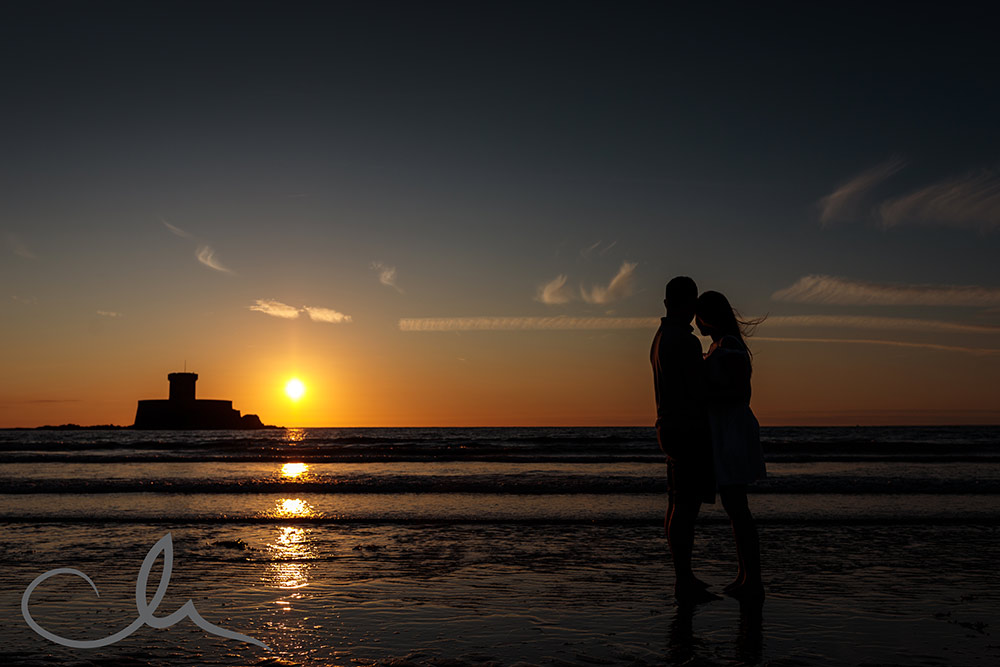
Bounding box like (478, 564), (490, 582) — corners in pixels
(650, 276), (717, 603)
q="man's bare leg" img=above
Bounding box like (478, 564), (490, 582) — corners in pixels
(668, 499), (717, 601)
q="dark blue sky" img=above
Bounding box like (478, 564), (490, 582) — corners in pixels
(3, 2), (999, 425)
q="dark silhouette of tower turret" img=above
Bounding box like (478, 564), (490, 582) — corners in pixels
(133, 371), (271, 429)
(168, 372), (198, 402)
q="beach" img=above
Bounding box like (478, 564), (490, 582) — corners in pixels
(2, 427), (999, 665)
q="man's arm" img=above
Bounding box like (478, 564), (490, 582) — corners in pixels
(682, 335), (707, 404)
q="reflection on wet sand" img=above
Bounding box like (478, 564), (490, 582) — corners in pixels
(668, 599), (764, 664)
(262, 526), (315, 592)
(259, 498), (317, 595)
(736, 597), (764, 664)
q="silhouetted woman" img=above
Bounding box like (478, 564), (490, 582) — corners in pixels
(696, 291), (766, 599)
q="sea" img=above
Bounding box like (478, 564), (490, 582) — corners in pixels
(1, 426), (999, 666)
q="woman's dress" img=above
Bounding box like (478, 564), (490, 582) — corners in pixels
(705, 335), (766, 487)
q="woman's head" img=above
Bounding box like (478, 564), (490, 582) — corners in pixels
(696, 291), (762, 343)
(695, 291), (741, 339)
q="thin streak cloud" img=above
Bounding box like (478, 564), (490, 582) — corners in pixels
(581, 261), (638, 305)
(764, 315), (1000, 335)
(399, 316), (658, 331)
(536, 274), (573, 305)
(580, 240), (619, 259)
(371, 261), (403, 293)
(818, 157), (907, 225)
(249, 299), (300, 319)
(772, 275), (1000, 307)
(581, 241), (602, 259)
(755, 336), (1000, 356)
(96, 310), (124, 318)
(879, 170), (1000, 231)
(399, 314), (1000, 339)
(303, 306), (352, 324)
(196, 245), (234, 274)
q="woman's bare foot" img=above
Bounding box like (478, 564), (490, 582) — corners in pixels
(675, 582), (722, 604)
(723, 573), (746, 593)
(726, 580), (765, 600)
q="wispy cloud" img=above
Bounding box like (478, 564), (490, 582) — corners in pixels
(96, 310), (124, 318)
(818, 157), (906, 225)
(249, 300), (352, 323)
(161, 218), (192, 239)
(162, 219), (234, 274)
(764, 315), (1000, 335)
(399, 316), (658, 331)
(772, 275), (1000, 307)
(879, 170), (1000, 231)
(581, 261), (638, 305)
(196, 245), (234, 274)
(536, 274), (573, 305)
(6, 233), (37, 259)
(755, 336), (1000, 356)
(249, 299), (301, 319)
(371, 261), (403, 293)
(11, 295), (36, 304)
(303, 306), (352, 324)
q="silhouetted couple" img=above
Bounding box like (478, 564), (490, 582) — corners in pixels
(650, 276), (766, 604)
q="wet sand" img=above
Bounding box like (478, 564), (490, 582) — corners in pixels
(3, 520), (999, 666)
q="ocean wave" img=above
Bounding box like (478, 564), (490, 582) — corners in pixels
(1, 425), (997, 459)
(1, 514), (998, 526)
(2, 476), (998, 495)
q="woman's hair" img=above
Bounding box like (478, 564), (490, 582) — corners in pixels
(696, 290), (765, 363)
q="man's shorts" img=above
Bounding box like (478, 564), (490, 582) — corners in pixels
(668, 457), (716, 505)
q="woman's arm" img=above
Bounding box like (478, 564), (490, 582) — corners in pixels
(705, 340), (752, 403)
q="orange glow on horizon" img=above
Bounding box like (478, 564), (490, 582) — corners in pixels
(3, 327), (999, 428)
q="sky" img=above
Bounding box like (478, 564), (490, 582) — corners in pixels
(2, 2), (999, 427)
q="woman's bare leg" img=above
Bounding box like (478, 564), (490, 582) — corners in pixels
(719, 485), (763, 598)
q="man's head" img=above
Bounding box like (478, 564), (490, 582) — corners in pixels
(664, 276), (698, 322)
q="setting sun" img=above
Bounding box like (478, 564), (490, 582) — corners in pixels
(285, 378), (306, 401)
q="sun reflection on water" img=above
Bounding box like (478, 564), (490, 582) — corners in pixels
(273, 497), (314, 517)
(280, 462), (309, 478)
(284, 428), (306, 445)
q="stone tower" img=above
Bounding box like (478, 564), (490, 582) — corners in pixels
(167, 372), (198, 402)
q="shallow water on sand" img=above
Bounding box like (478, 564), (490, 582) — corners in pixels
(3, 491), (999, 525)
